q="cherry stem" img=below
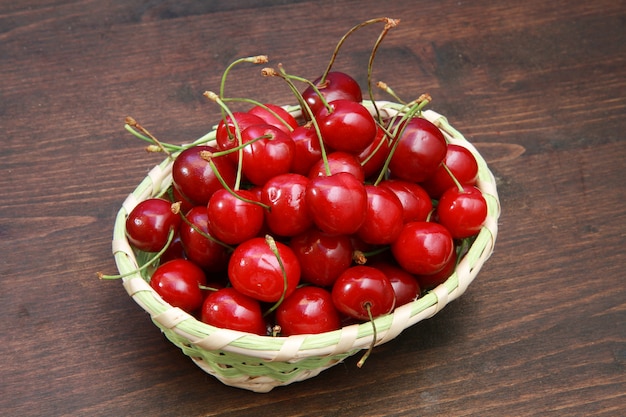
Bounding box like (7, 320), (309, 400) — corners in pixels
(125, 117), (175, 158)
(264, 66), (332, 176)
(199, 134), (271, 159)
(367, 19), (400, 124)
(198, 284), (221, 292)
(97, 228), (176, 280)
(377, 81), (406, 105)
(218, 55), (269, 106)
(372, 96), (431, 186)
(263, 235), (289, 317)
(441, 162), (465, 192)
(172, 202), (234, 251)
(320, 17), (396, 84)
(204, 91), (245, 189)
(357, 302), (377, 368)
(204, 156), (271, 210)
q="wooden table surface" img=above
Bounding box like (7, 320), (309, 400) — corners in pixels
(2, 1), (625, 416)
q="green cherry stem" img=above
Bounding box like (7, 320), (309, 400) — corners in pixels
(222, 97), (295, 132)
(172, 202), (234, 251)
(367, 18), (400, 124)
(441, 162), (465, 192)
(356, 302), (377, 368)
(125, 117), (177, 157)
(97, 228), (176, 280)
(219, 55), (269, 101)
(263, 235), (289, 317)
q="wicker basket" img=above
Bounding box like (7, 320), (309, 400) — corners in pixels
(111, 101), (500, 393)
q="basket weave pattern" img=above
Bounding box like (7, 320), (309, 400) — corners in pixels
(111, 103), (500, 392)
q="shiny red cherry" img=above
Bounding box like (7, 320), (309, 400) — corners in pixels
(179, 206), (229, 272)
(238, 124), (295, 186)
(206, 189), (264, 245)
(261, 173), (313, 237)
(125, 198), (180, 253)
(379, 179), (433, 223)
(391, 222), (455, 275)
(307, 151), (365, 183)
(436, 186), (487, 239)
(200, 287), (266, 335)
(248, 103), (299, 135)
(150, 259), (206, 314)
(276, 286), (341, 335)
(316, 100), (377, 154)
(356, 185), (404, 245)
(421, 144), (479, 198)
(302, 71), (363, 115)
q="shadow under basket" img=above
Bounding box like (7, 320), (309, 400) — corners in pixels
(111, 102), (501, 393)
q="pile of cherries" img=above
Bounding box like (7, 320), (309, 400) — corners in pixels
(117, 19), (487, 347)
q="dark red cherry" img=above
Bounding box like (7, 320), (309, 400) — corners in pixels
(276, 286), (341, 335)
(179, 206), (229, 272)
(379, 179), (433, 223)
(391, 222), (455, 275)
(290, 125), (323, 176)
(416, 249), (457, 291)
(302, 71), (363, 115)
(207, 189), (264, 245)
(150, 259), (206, 314)
(238, 124), (295, 186)
(356, 185), (404, 245)
(261, 173), (313, 237)
(421, 144), (479, 198)
(228, 237), (301, 303)
(316, 100), (377, 154)
(357, 127), (391, 179)
(125, 198), (180, 253)
(172, 145), (237, 206)
(436, 186), (487, 239)
(215, 112), (265, 155)
(373, 262), (421, 307)
(248, 104), (298, 135)
(308, 151), (365, 183)
(305, 172), (368, 235)
(200, 287), (266, 335)
(290, 229), (353, 287)
(331, 265), (396, 321)
(389, 117), (447, 183)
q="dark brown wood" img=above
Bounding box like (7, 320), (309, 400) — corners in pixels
(2, 0), (625, 415)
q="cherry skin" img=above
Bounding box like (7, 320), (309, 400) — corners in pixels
(172, 145), (237, 206)
(261, 173), (313, 237)
(207, 189), (265, 245)
(248, 103), (299, 135)
(316, 100), (377, 154)
(358, 127), (391, 179)
(215, 112), (265, 156)
(150, 259), (206, 314)
(391, 222), (455, 275)
(331, 265), (396, 321)
(200, 287), (266, 335)
(302, 71), (363, 116)
(305, 172), (368, 235)
(126, 198), (180, 253)
(179, 206), (229, 273)
(290, 229), (353, 287)
(356, 185), (404, 245)
(372, 262), (421, 307)
(416, 249), (457, 291)
(379, 179), (433, 223)
(290, 125), (323, 176)
(389, 117), (448, 183)
(275, 286), (341, 335)
(307, 151), (365, 183)
(421, 144), (479, 198)
(228, 237), (301, 303)
(238, 124), (295, 186)
(436, 185), (487, 239)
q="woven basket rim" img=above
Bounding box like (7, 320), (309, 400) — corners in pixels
(112, 100), (500, 363)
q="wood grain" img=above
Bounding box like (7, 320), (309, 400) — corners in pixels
(1, 0), (625, 416)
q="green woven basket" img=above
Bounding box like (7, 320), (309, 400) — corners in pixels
(111, 101), (500, 393)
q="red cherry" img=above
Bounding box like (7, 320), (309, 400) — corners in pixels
(207, 189), (264, 245)
(215, 112), (265, 155)
(276, 286), (341, 335)
(307, 151), (365, 183)
(238, 124), (295, 186)
(356, 185), (404, 245)
(150, 259), (206, 313)
(316, 100), (377, 154)
(172, 145), (237, 206)
(228, 237), (301, 303)
(179, 206), (229, 272)
(331, 266), (396, 321)
(389, 117), (448, 183)
(391, 222), (455, 275)
(248, 104), (298, 135)
(290, 125), (323, 176)
(302, 71), (363, 115)
(373, 262), (420, 307)
(125, 198), (180, 253)
(416, 249), (457, 291)
(305, 172), (368, 235)
(436, 186), (487, 239)
(379, 179), (433, 223)
(421, 144), (479, 198)
(261, 173), (313, 237)
(200, 287), (266, 335)
(290, 229), (353, 287)
(357, 127), (391, 179)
